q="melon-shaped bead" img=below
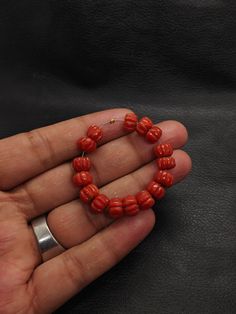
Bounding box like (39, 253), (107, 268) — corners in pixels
(73, 171), (93, 187)
(136, 117), (153, 136)
(73, 157), (91, 172)
(87, 124), (103, 142)
(91, 194), (110, 214)
(154, 171), (174, 187)
(123, 195), (139, 216)
(157, 157), (176, 170)
(108, 198), (124, 219)
(154, 143), (173, 158)
(123, 112), (138, 132)
(136, 190), (155, 210)
(80, 184), (99, 203)
(147, 181), (165, 199)
(146, 126), (162, 143)
(77, 137), (97, 153)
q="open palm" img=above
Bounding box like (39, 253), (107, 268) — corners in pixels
(0, 108), (191, 313)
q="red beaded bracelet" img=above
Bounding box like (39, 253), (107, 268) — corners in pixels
(72, 112), (176, 219)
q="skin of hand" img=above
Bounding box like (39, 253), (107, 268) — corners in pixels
(0, 108), (191, 314)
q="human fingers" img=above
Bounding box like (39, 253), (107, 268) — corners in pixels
(47, 149), (191, 248)
(12, 121), (188, 220)
(28, 210), (155, 313)
(0, 108), (132, 190)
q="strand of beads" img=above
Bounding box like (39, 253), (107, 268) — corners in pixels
(72, 112), (176, 219)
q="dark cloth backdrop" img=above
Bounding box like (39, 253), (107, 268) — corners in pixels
(0, 1), (236, 313)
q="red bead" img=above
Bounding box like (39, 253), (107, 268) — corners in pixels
(157, 157), (176, 170)
(136, 117), (153, 136)
(123, 112), (138, 132)
(91, 194), (110, 214)
(154, 171), (174, 187)
(73, 157), (91, 172)
(108, 198), (124, 218)
(123, 195), (139, 216)
(73, 171), (93, 187)
(80, 184), (99, 203)
(147, 181), (165, 199)
(136, 190), (155, 210)
(146, 126), (162, 143)
(154, 143), (173, 158)
(87, 124), (103, 142)
(77, 137), (97, 153)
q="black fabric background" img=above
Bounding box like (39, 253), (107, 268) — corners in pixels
(1, 1), (236, 313)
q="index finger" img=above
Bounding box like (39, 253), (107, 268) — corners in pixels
(0, 108), (132, 190)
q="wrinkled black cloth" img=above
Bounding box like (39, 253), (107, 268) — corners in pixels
(1, 1), (236, 313)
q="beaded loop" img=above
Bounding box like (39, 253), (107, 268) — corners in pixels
(72, 112), (176, 218)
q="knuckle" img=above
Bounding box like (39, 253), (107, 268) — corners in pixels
(62, 250), (89, 289)
(0, 191), (21, 217)
(84, 209), (100, 233)
(90, 161), (102, 186)
(126, 136), (147, 165)
(96, 235), (121, 266)
(25, 129), (56, 169)
(27, 282), (44, 314)
(7, 185), (36, 219)
(130, 171), (145, 190)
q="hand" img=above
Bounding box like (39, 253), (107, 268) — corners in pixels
(0, 108), (191, 313)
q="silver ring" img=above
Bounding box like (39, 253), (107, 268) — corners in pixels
(31, 215), (65, 262)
